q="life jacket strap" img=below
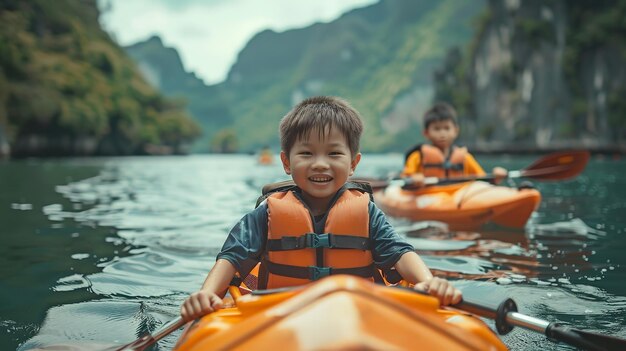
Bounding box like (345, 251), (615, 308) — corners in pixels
(423, 161), (464, 171)
(382, 268), (403, 284)
(266, 233), (371, 251)
(229, 275), (242, 287)
(263, 260), (377, 281)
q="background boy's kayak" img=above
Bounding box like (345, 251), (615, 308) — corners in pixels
(373, 181), (541, 230)
(363, 151), (590, 230)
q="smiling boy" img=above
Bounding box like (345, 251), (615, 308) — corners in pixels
(181, 96), (462, 321)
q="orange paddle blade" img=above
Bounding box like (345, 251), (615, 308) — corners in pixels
(521, 151), (590, 180)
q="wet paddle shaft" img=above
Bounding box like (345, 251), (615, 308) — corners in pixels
(456, 297), (626, 351)
(115, 317), (185, 351)
(364, 150), (591, 189)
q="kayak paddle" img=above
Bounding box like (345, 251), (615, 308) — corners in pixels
(357, 150), (590, 190)
(453, 296), (626, 351)
(114, 284), (244, 350)
(113, 316), (185, 351)
(114, 279), (624, 351)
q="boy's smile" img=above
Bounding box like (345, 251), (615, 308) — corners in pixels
(281, 126), (361, 215)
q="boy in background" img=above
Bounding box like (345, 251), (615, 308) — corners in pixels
(402, 102), (507, 187)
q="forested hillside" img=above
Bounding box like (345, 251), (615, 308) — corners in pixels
(0, 0), (200, 157)
(124, 35), (224, 151)
(9, 0), (620, 155)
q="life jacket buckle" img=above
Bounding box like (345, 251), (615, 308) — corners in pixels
(308, 266), (332, 280)
(305, 233), (331, 248)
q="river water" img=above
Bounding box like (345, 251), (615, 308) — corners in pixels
(1, 154), (625, 350)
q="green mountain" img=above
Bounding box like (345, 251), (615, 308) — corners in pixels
(7, 0), (622, 155)
(125, 0), (485, 153)
(0, 0), (200, 157)
(125, 36), (207, 97)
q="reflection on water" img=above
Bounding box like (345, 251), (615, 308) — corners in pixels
(1, 154), (625, 350)
(400, 217), (612, 283)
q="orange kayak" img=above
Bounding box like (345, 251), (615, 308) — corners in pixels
(174, 275), (507, 350)
(373, 181), (541, 230)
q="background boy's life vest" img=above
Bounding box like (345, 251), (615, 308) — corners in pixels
(405, 144), (467, 178)
(258, 184), (379, 289)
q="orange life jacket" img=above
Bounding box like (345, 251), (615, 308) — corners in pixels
(419, 144), (467, 178)
(258, 184), (377, 289)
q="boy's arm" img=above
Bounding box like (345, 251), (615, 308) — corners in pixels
(394, 251), (462, 306)
(466, 153), (508, 183)
(369, 203), (461, 305)
(200, 258), (237, 295)
(181, 203), (268, 321)
(465, 153), (486, 176)
(401, 152), (425, 187)
(401, 151), (422, 177)
(392, 251), (433, 283)
(181, 259), (236, 321)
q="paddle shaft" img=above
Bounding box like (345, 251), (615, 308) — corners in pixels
(424, 166), (569, 185)
(455, 298), (625, 351)
(116, 316), (185, 351)
(372, 170), (524, 189)
(148, 317), (186, 345)
(117, 284), (245, 350)
(364, 150), (590, 189)
(400, 167), (568, 187)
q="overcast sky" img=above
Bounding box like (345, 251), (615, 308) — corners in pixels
(97, 0), (378, 85)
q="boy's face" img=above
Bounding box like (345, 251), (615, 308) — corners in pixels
(423, 120), (459, 150)
(280, 127), (361, 214)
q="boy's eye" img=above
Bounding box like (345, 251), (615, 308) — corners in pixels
(329, 151), (343, 156)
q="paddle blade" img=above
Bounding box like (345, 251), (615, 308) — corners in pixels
(573, 328), (626, 351)
(521, 151), (590, 181)
(574, 328), (626, 351)
(546, 324), (626, 351)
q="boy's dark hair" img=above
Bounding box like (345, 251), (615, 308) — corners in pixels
(423, 102), (458, 129)
(279, 96), (363, 158)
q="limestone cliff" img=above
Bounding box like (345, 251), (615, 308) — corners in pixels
(435, 0), (626, 151)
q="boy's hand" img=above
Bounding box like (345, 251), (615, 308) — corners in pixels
(414, 277), (462, 306)
(405, 174), (425, 188)
(180, 290), (224, 321)
(492, 167), (508, 185)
